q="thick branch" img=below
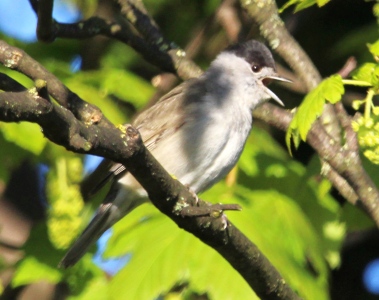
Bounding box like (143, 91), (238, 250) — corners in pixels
(0, 89), (300, 300)
(0, 40), (111, 127)
(29, 0), (201, 80)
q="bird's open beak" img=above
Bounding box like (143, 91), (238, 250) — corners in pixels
(262, 75), (292, 107)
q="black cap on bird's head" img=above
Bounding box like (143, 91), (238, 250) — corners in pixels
(225, 40), (291, 106)
(226, 40), (276, 71)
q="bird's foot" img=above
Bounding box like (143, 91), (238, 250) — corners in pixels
(184, 184), (199, 206)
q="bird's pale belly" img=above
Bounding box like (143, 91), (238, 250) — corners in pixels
(153, 114), (251, 194)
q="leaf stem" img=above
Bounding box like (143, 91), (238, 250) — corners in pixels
(364, 89), (375, 120)
(342, 79), (372, 87)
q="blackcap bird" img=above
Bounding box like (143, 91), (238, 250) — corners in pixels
(59, 40), (290, 268)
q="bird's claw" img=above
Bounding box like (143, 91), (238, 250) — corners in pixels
(184, 184), (199, 206)
(210, 209), (229, 230)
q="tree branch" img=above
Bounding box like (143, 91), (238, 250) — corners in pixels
(28, 0), (202, 80)
(0, 40), (111, 127)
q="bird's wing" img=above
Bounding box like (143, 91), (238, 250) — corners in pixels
(134, 79), (196, 151)
(80, 79), (198, 199)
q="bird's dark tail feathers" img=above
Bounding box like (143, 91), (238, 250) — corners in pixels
(58, 203), (114, 269)
(59, 183), (146, 268)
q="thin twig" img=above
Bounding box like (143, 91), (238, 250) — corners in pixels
(36, 0), (55, 41)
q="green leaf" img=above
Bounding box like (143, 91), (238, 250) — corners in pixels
(68, 276), (109, 300)
(295, 0), (319, 12)
(368, 39), (379, 57)
(280, 0), (329, 13)
(279, 0), (302, 12)
(240, 128), (305, 200)
(322, 75), (345, 104)
(286, 75), (344, 152)
(297, 155), (344, 268)
(0, 122), (46, 155)
(102, 68), (155, 109)
(12, 256), (62, 287)
(315, 0), (330, 7)
(64, 78), (128, 125)
(231, 189), (329, 300)
(245, 129), (343, 272)
(64, 69), (155, 125)
(298, 0), (330, 11)
(66, 68), (155, 108)
(0, 133), (30, 182)
(63, 255), (105, 297)
(352, 63), (379, 86)
(22, 223), (64, 267)
(19, 223), (103, 296)
(238, 127), (288, 177)
(374, 3), (379, 18)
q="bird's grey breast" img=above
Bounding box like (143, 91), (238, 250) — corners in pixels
(175, 71), (253, 192)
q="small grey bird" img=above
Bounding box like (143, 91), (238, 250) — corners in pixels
(59, 40), (290, 268)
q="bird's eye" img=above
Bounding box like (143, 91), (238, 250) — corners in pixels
(251, 65), (262, 73)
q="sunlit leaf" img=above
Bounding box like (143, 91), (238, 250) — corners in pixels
(67, 68), (155, 109)
(0, 122), (46, 155)
(353, 63), (379, 87)
(0, 133), (30, 181)
(231, 188), (329, 300)
(238, 127), (288, 177)
(68, 276), (109, 300)
(286, 75), (344, 152)
(280, 0), (330, 12)
(64, 78), (128, 125)
(368, 39), (379, 57)
(22, 223), (64, 266)
(63, 255), (105, 297)
(294, 0), (318, 12)
(315, 0), (330, 7)
(12, 256), (61, 287)
(240, 131), (344, 270)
